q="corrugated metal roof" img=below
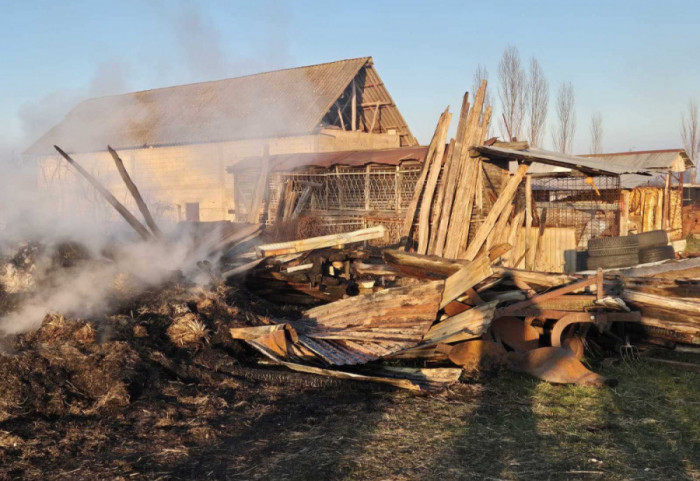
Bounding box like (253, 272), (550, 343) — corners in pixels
(26, 57), (416, 155)
(230, 146), (428, 172)
(582, 149), (693, 172)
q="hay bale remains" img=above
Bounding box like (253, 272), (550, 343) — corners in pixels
(167, 313), (210, 348)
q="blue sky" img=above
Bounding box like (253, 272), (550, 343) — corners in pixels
(1, 0), (699, 156)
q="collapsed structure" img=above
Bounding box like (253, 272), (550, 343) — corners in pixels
(3, 59), (698, 400)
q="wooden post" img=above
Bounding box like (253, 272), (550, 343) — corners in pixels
(351, 80), (357, 131)
(369, 102), (380, 133)
(620, 190), (630, 236)
(365, 165), (371, 211)
(662, 170), (671, 230)
(524, 175), (533, 269)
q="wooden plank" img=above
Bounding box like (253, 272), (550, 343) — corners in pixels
(428, 139), (455, 255)
(440, 254), (493, 308)
(622, 290), (700, 317)
(422, 301), (498, 346)
(384, 249), (465, 278)
(417, 109), (451, 254)
(462, 163), (530, 260)
(257, 226), (386, 257)
(443, 82), (488, 258)
(108, 146), (162, 238)
(432, 93), (471, 256)
(524, 175), (533, 269)
(400, 110), (448, 242)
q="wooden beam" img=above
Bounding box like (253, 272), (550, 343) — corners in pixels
(620, 190), (630, 236)
(524, 175), (533, 269)
(369, 102), (380, 133)
(462, 162), (530, 260)
(257, 226), (386, 257)
(417, 109), (451, 254)
(440, 254), (493, 309)
(401, 108), (449, 243)
(54, 145), (153, 241)
(432, 93), (470, 256)
(336, 102), (346, 130)
(351, 80), (357, 131)
(108, 146), (162, 239)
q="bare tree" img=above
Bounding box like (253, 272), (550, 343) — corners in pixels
(472, 64), (493, 135)
(681, 99), (700, 183)
(589, 112), (603, 154)
(498, 46), (527, 140)
(526, 57), (548, 147)
(552, 81), (576, 154)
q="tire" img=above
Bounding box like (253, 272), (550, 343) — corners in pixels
(638, 245), (675, 264)
(586, 252), (639, 270)
(634, 230), (668, 248)
(587, 235), (639, 257)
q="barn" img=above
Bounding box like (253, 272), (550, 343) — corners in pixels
(25, 57), (416, 222)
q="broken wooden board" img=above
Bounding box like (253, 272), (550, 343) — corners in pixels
(257, 226), (386, 257)
(421, 301), (498, 346)
(294, 280), (444, 349)
(440, 254), (493, 308)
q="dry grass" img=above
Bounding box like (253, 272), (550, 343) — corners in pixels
(167, 313), (210, 348)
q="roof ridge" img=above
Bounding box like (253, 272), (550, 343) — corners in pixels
(78, 56), (372, 105)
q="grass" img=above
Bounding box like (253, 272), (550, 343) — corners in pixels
(3, 352), (698, 480)
(221, 355), (700, 481)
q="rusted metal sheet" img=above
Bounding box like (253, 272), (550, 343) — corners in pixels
(508, 347), (613, 387)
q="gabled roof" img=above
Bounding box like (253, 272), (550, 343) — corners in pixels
(26, 57), (416, 155)
(229, 146), (428, 173)
(582, 149), (692, 173)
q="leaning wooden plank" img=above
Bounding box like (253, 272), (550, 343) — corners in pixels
(257, 226), (386, 257)
(462, 163), (530, 260)
(54, 145), (153, 241)
(432, 94), (471, 256)
(222, 257), (265, 278)
(422, 301), (498, 346)
(440, 254), (493, 309)
(108, 146), (163, 238)
(417, 109), (451, 254)
(487, 203), (513, 254)
(524, 175), (533, 269)
(401, 109), (449, 242)
(427, 139), (455, 255)
(443, 82), (489, 258)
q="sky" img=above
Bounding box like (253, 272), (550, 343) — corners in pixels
(1, 0), (700, 159)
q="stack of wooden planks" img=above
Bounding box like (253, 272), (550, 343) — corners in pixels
(230, 230), (664, 390)
(400, 80), (531, 261)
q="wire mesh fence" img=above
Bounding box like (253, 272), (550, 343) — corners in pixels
(264, 163), (422, 242)
(531, 174), (621, 249)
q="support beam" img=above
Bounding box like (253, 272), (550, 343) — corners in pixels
(351, 80), (357, 131)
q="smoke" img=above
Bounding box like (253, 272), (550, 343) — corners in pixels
(0, 2), (300, 334)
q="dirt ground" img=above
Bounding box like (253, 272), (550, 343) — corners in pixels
(0, 314), (698, 480)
